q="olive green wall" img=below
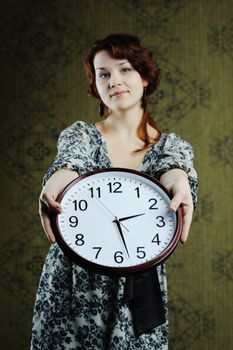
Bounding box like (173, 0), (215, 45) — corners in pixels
(0, 1), (232, 349)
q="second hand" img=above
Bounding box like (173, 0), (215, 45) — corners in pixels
(93, 194), (129, 232)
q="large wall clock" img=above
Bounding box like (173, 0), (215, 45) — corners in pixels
(53, 168), (182, 276)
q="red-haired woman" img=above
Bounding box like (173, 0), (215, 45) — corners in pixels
(31, 34), (198, 349)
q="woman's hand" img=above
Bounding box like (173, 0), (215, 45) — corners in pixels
(39, 169), (79, 243)
(160, 169), (194, 243)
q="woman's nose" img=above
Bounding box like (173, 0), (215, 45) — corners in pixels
(109, 72), (122, 88)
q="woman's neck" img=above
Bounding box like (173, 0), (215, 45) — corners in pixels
(104, 106), (144, 137)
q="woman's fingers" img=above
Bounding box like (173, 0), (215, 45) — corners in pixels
(38, 169), (79, 243)
(39, 193), (62, 243)
(160, 170), (194, 243)
(170, 191), (185, 212)
(39, 208), (56, 243)
(40, 192), (62, 212)
(170, 189), (193, 243)
(179, 204), (193, 243)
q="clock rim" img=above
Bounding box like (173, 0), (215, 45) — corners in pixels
(53, 167), (182, 276)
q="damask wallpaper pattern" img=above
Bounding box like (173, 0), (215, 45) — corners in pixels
(0, 1), (232, 349)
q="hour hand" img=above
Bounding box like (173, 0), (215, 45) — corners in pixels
(113, 218), (130, 258)
(118, 213), (145, 222)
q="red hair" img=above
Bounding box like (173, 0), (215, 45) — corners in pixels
(84, 33), (161, 151)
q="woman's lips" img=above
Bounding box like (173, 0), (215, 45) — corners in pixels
(110, 91), (128, 97)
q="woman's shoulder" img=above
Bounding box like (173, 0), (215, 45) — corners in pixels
(58, 120), (96, 140)
(161, 132), (193, 149)
(61, 120), (94, 133)
(55, 121), (94, 150)
(157, 132), (194, 161)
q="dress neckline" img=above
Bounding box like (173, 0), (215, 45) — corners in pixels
(91, 122), (165, 171)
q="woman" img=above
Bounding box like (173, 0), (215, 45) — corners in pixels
(31, 33), (198, 349)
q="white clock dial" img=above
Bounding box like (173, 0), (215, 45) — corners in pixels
(55, 168), (182, 275)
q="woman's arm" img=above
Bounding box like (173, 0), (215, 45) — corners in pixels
(160, 168), (194, 243)
(39, 122), (89, 243)
(39, 169), (79, 243)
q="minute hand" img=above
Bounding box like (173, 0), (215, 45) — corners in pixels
(118, 213), (145, 222)
(113, 218), (130, 258)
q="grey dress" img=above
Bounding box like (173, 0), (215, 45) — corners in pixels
(31, 121), (198, 350)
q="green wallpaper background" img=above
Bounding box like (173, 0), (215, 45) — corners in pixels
(0, 0), (232, 349)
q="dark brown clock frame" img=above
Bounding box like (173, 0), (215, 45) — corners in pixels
(52, 168), (183, 276)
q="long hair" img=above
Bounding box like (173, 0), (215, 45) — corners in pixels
(84, 33), (161, 151)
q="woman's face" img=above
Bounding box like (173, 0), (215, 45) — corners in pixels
(93, 50), (148, 113)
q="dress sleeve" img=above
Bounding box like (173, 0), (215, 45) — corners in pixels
(42, 122), (89, 186)
(156, 133), (198, 208)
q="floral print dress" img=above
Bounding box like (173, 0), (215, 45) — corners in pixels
(31, 121), (198, 350)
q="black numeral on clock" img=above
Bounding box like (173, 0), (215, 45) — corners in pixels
(75, 234), (85, 246)
(135, 187), (140, 198)
(73, 199), (88, 211)
(89, 187), (101, 198)
(92, 247), (102, 259)
(149, 198), (158, 209)
(156, 216), (165, 227)
(69, 216), (79, 227)
(152, 233), (161, 245)
(107, 182), (122, 193)
(114, 251), (124, 263)
(137, 247), (146, 259)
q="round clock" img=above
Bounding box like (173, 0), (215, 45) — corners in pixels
(53, 168), (182, 276)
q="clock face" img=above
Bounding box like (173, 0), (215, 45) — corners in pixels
(54, 168), (182, 275)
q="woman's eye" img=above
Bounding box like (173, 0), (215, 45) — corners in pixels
(98, 72), (109, 79)
(121, 68), (132, 73)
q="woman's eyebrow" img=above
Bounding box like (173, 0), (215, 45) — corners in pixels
(95, 67), (107, 71)
(95, 61), (129, 70)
